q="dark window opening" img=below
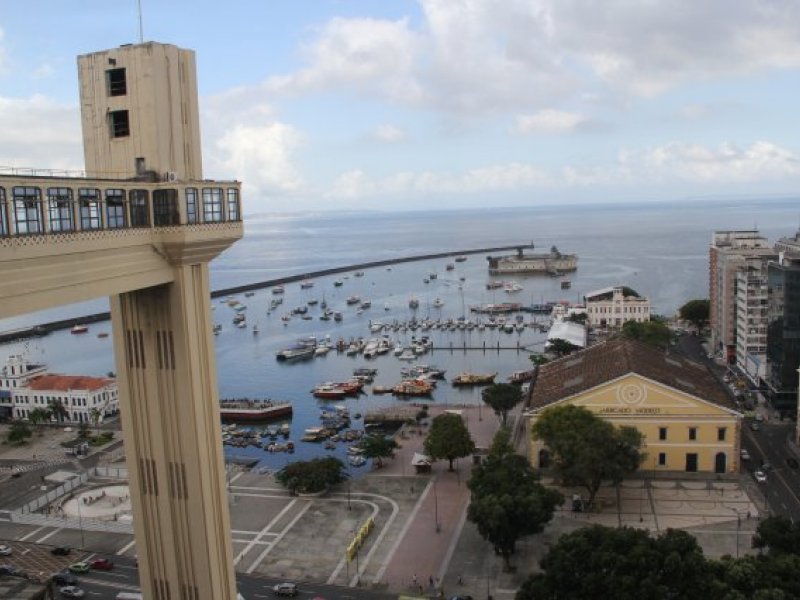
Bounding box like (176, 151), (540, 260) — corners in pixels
(0, 187), (8, 236)
(135, 157), (146, 175)
(107, 68), (127, 96)
(186, 188), (199, 224)
(153, 189), (179, 227)
(688, 427), (697, 441)
(105, 189), (126, 229)
(12, 186), (43, 234)
(47, 187), (74, 232)
(129, 190), (150, 228)
(658, 427), (667, 441)
(78, 188), (102, 230)
(717, 427), (727, 442)
(685, 453), (698, 472)
(110, 110), (130, 138)
(658, 452), (666, 466)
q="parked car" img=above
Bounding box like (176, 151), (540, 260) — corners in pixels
(51, 545), (72, 556)
(0, 565), (26, 577)
(0, 544), (11, 556)
(754, 470), (768, 483)
(740, 449), (751, 461)
(90, 558), (114, 570)
(59, 586), (86, 599)
(787, 457), (799, 469)
(273, 582), (298, 597)
(68, 561), (90, 574)
(52, 571), (78, 586)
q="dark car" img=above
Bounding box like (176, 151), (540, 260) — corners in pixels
(51, 545), (72, 556)
(273, 583), (298, 597)
(0, 565), (26, 578)
(52, 571), (78, 586)
(787, 457), (799, 469)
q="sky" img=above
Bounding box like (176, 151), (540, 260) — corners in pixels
(1, 0), (799, 214)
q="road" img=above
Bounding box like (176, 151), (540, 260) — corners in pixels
(741, 421), (800, 520)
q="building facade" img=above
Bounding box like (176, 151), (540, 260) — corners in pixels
(584, 286), (651, 328)
(735, 258), (771, 384)
(709, 231), (774, 363)
(0, 41), (242, 600)
(529, 339), (741, 474)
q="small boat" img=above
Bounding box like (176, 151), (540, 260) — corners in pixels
(244, 291), (255, 298)
(397, 348), (416, 361)
(486, 281), (503, 290)
(455, 255), (467, 262)
(509, 370), (536, 384)
(360, 300), (371, 309)
(451, 372), (497, 386)
(307, 298), (319, 306)
(312, 384), (347, 399)
(272, 286), (285, 295)
(333, 312), (343, 322)
(71, 324), (88, 334)
(346, 295), (361, 305)
(219, 399), (293, 422)
(408, 296), (420, 309)
(433, 298), (444, 308)
(301, 280), (315, 289)
(276, 342), (316, 361)
(348, 455), (366, 467)
(354, 271), (365, 277)
(334, 280), (344, 287)
(561, 279), (572, 289)
(236, 321), (247, 329)
(392, 379), (434, 396)
(97, 332), (109, 338)
(252, 324), (259, 334)
(384, 303), (391, 311)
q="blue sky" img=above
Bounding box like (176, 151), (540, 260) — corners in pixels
(1, 0), (799, 213)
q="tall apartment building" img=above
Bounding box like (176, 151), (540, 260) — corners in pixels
(735, 258), (771, 383)
(767, 231), (800, 417)
(709, 231), (774, 363)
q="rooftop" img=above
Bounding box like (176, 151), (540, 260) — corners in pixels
(26, 374), (114, 392)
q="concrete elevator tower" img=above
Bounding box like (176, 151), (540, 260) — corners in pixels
(0, 41), (242, 600)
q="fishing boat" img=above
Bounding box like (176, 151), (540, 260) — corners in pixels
(451, 372), (497, 386)
(71, 324), (89, 334)
(272, 285), (285, 295)
(218, 399), (293, 422)
(346, 295), (361, 305)
(275, 342), (316, 361)
(312, 384), (347, 399)
(392, 379), (434, 396)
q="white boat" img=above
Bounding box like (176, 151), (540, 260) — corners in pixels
(272, 285), (285, 295)
(384, 303), (390, 311)
(433, 298), (444, 308)
(398, 348), (416, 361)
(315, 345), (331, 356)
(301, 280), (315, 289)
(348, 455), (366, 467)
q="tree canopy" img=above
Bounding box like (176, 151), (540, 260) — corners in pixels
(679, 299), (710, 331)
(546, 338), (580, 357)
(531, 405), (644, 505)
(516, 525), (719, 600)
(6, 421), (32, 445)
(481, 383), (523, 426)
(468, 429), (562, 570)
(359, 434), (399, 468)
(620, 319), (672, 348)
(516, 518), (800, 600)
(276, 457), (347, 494)
(423, 412), (475, 471)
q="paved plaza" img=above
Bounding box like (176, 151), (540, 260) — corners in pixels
(0, 406), (770, 599)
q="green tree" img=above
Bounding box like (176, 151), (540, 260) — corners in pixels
(47, 399), (68, 423)
(89, 408), (102, 436)
(516, 525), (719, 600)
(423, 412), (475, 471)
(78, 421), (91, 439)
(546, 338), (580, 357)
(481, 383), (523, 427)
(679, 299), (710, 331)
(276, 457), (347, 494)
(6, 420), (33, 445)
(468, 429), (562, 571)
(620, 320), (672, 348)
(531, 405), (645, 506)
(529, 353), (549, 366)
(752, 516), (800, 555)
(565, 312), (588, 324)
(27, 407), (51, 435)
(359, 434), (399, 468)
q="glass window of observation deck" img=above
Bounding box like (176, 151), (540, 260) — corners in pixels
(0, 187), (7, 236)
(79, 188), (102, 230)
(129, 190), (150, 228)
(105, 189), (126, 229)
(47, 187), (74, 232)
(186, 188), (199, 224)
(226, 188), (240, 221)
(202, 188), (223, 223)
(153, 189), (179, 226)
(12, 186), (43, 235)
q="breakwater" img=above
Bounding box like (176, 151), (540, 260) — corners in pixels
(0, 243), (533, 344)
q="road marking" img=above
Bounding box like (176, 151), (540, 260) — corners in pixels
(21, 548), (30, 555)
(234, 498), (298, 566)
(19, 526), (46, 541)
(116, 539), (136, 556)
(246, 501), (313, 574)
(36, 528), (61, 543)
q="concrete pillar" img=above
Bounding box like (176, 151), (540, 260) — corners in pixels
(110, 263), (236, 600)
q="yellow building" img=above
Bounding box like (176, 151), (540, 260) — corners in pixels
(529, 338), (742, 474)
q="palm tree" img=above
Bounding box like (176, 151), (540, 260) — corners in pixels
(48, 399), (68, 423)
(89, 407), (102, 436)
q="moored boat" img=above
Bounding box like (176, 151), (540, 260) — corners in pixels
(276, 341), (316, 361)
(71, 324), (89, 334)
(451, 372), (497, 386)
(219, 399), (293, 422)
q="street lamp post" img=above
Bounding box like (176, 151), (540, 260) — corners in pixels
(433, 475), (441, 533)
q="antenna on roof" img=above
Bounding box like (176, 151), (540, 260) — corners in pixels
(137, 0), (144, 43)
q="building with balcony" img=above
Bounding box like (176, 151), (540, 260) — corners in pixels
(0, 41), (242, 600)
(709, 231), (774, 363)
(735, 259), (771, 384)
(584, 286), (651, 329)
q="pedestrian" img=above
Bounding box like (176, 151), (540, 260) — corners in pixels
(429, 575), (434, 587)
(412, 573), (417, 587)
(458, 574), (463, 585)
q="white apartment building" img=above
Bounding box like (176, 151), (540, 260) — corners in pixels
(0, 354), (118, 423)
(736, 260), (770, 383)
(584, 286), (651, 328)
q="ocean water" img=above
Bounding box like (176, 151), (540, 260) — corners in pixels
(2, 198), (798, 471)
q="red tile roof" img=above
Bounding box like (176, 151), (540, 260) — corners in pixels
(26, 374), (113, 392)
(530, 338), (735, 411)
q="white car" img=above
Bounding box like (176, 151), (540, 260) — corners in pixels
(0, 544), (11, 556)
(740, 449), (751, 461)
(754, 470), (767, 483)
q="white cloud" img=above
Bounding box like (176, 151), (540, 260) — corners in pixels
(372, 124), (405, 143)
(0, 94), (82, 170)
(31, 64), (55, 79)
(514, 109), (587, 134)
